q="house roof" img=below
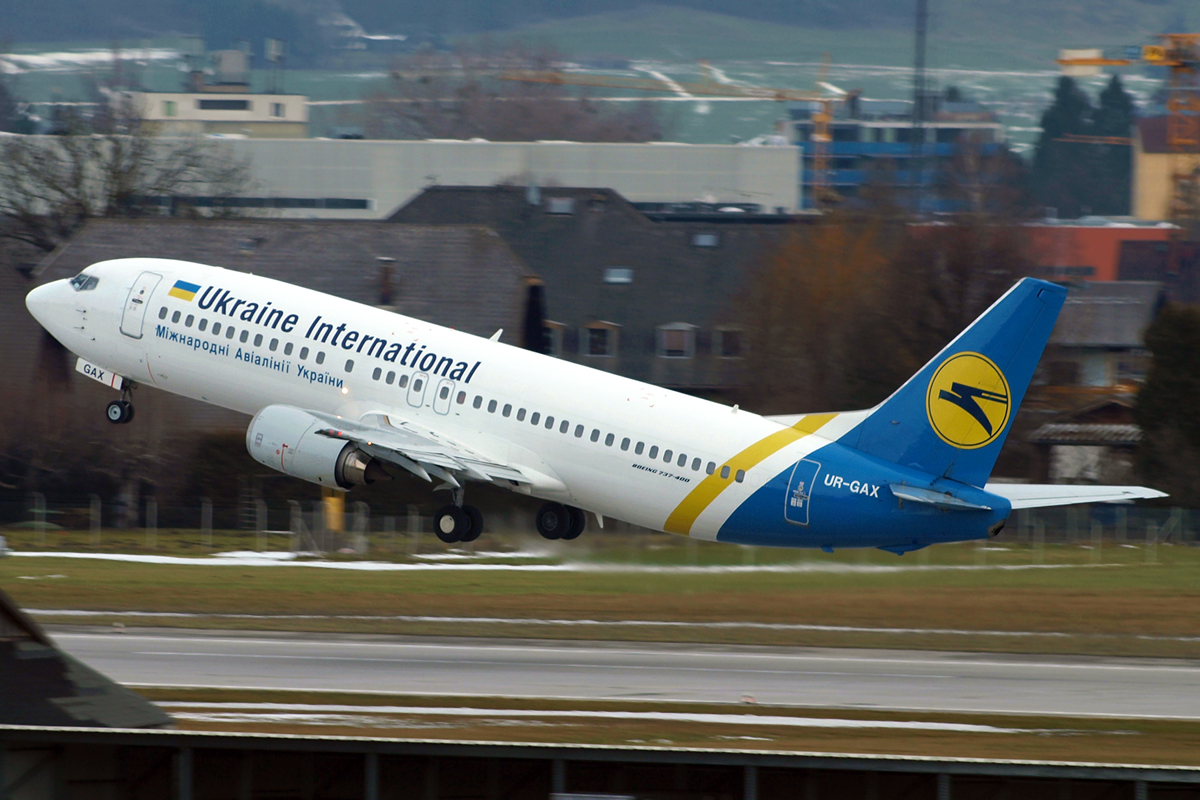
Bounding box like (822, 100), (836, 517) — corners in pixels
(1049, 280), (1163, 348)
(389, 186), (796, 389)
(1028, 422), (1143, 446)
(34, 218), (536, 343)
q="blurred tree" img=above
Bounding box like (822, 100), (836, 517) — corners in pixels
(1134, 304), (1200, 505)
(0, 96), (254, 252)
(365, 42), (663, 142)
(1031, 75), (1135, 217)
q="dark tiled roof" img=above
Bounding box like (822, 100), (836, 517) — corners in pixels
(1049, 281), (1163, 348)
(35, 219), (536, 343)
(389, 186), (797, 389)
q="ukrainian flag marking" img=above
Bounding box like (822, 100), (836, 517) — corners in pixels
(168, 280), (201, 301)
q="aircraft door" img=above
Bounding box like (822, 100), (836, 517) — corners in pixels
(784, 459), (821, 526)
(433, 379), (455, 415)
(406, 372), (429, 408)
(119, 271), (163, 339)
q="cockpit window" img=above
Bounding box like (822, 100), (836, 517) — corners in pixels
(69, 274), (99, 291)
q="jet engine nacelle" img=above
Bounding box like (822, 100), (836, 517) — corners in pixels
(246, 405), (387, 490)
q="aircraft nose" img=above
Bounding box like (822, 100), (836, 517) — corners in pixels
(25, 280), (69, 331)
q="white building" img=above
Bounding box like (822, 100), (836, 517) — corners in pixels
(216, 139), (801, 218)
(128, 91), (309, 139)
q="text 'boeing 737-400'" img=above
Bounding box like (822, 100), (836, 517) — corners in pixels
(26, 259), (1165, 552)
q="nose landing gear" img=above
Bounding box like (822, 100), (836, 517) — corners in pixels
(105, 386), (135, 424)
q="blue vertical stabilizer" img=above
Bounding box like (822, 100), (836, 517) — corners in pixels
(839, 278), (1067, 488)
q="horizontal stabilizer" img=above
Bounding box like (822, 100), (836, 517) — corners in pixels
(890, 484), (993, 511)
(985, 483), (1167, 509)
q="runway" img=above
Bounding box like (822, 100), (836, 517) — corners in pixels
(50, 628), (1200, 719)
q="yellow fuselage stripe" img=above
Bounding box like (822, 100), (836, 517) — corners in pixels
(663, 413), (838, 536)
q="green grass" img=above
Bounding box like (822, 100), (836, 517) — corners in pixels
(5, 537), (1200, 657)
(138, 687), (1200, 765)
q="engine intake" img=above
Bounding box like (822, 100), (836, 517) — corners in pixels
(246, 405), (388, 490)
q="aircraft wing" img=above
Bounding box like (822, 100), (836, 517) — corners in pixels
(985, 483), (1167, 509)
(306, 410), (530, 488)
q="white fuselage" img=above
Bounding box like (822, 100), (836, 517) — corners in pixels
(27, 258), (862, 540)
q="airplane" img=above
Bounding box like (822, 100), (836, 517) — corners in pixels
(26, 258), (1165, 553)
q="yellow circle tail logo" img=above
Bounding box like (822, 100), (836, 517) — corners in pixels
(925, 352), (1011, 449)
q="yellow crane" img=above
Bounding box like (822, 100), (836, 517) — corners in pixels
(1057, 34), (1200, 218)
(499, 64), (852, 207)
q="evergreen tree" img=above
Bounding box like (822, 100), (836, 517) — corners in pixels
(1134, 304), (1200, 505)
(1031, 76), (1097, 217)
(1093, 75), (1135, 215)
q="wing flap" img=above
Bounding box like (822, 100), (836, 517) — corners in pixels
(986, 483), (1167, 509)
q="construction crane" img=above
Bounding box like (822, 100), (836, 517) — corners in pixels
(1057, 34), (1200, 218)
(499, 66), (853, 207)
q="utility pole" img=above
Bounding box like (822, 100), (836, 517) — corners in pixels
(911, 0), (929, 213)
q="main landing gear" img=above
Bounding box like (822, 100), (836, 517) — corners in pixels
(434, 488), (483, 544)
(536, 502), (586, 541)
(105, 386), (135, 425)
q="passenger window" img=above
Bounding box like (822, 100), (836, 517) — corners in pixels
(212, 322), (222, 336)
(386, 371), (396, 384)
(240, 330), (249, 343)
(488, 400), (497, 413)
(226, 327), (235, 340)
(198, 318), (207, 332)
(590, 429), (600, 442)
(413, 377), (423, 392)
(399, 374), (409, 388)
(473, 396), (483, 409)
(635, 442), (645, 455)
(185, 314), (194, 327)
(649, 446), (659, 459)
(691, 458), (701, 471)
(284, 342), (293, 356)
(664, 450), (673, 462)
(253, 334), (263, 347)
(316, 351), (325, 365)
(605, 433), (614, 446)
(530, 412), (540, 425)
(345, 359), (354, 372)
(269, 338), (278, 351)
(721, 466), (731, 479)
(457, 391), (466, 404)
(574, 425), (584, 438)
(621, 438), (630, 451)
(503, 404), (512, 418)
(736, 469), (746, 483)
(678, 454), (687, 467)
(172, 311), (181, 323)
(372, 367), (382, 380)
(707, 462), (716, 475)
(158, 307), (168, 319)
(560, 420), (569, 433)
(440, 386), (450, 400)
(517, 408), (526, 421)
(545, 416), (554, 429)
(300, 347), (309, 360)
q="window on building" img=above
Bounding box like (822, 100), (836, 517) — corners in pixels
(546, 197), (575, 214)
(544, 321), (566, 357)
(657, 324), (697, 359)
(197, 99), (250, 111)
(584, 323), (620, 357)
(603, 268), (634, 285)
(715, 327), (745, 359)
(691, 232), (719, 248)
(271, 102), (285, 118)
(163, 100), (177, 117)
